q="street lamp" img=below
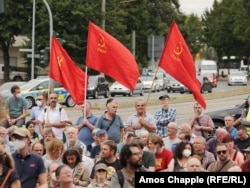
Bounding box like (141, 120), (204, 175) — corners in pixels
(31, 0), (36, 80)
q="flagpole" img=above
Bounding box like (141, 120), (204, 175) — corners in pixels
(145, 66), (160, 106)
(84, 66), (88, 118)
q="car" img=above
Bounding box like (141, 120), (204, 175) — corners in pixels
(0, 81), (27, 103)
(140, 76), (160, 92)
(165, 75), (183, 93)
(201, 73), (217, 88)
(3, 78), (76, 109)
(228, 71), (248, 86)
(110, 79), (144, 97)
(87, 75), (109, 99)
(179, 75), (213, 94)
(204, 99), (247, 129)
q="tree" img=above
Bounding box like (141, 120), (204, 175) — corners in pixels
(0, 0), (31, 81)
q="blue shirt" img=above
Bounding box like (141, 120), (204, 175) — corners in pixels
(229, 127), (238, 139)
(95, 113), (124, 143)
(154, 107), (176, 137)
(30, 106), (47, 135)
(75, 114), (98, 145)
(12, 152), (46, 188)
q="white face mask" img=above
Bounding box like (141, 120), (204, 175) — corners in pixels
(13, 139), (26, 150)
(15, 94), (22, 98)
(51, 172), (57, 181)
(36, 100), (42, 107)
(182, 149), (191, 157)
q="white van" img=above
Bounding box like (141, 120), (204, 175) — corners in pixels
(240, 59), (249, 76)
(0, 64), (28, 81)
(196, 60), (218, 77)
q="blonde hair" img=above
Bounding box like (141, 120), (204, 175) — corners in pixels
(0, 145), (15, 169)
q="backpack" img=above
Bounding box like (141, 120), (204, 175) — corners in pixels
(117, 170), (124, 188)
(44, 107), (66, 143)
(44, 107), (62, 113)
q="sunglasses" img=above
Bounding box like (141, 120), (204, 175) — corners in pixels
(97, 169), (106, 173)
(217, 150), (227, 155)
(36, 98), (43, 101)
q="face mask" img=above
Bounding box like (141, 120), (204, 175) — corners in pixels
(182, 149), (191, 157)
(36, 100), (42, 107)
(51, 172), (57, 181)
(15, 94), (22, 98)
(13, 139), (26, 150)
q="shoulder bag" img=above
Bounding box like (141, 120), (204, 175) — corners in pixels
(0, 169), (14, 188)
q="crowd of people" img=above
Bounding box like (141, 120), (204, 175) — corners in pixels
(0, 84), (250, 188)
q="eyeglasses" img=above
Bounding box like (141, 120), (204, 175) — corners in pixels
(97, 169), (106, 173)
(50, 97), (57, 99)
(36, 98), (43, 101)
(132, 152), (143, 156)
(193, 142), (203, 145)
(194, 107), (201, 109)
(217, 150), (227, 155)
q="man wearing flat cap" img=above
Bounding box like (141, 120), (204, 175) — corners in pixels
(11, 127), (47, 188)
(154, 94), (176, 137)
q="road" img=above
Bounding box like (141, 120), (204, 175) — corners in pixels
(63, 81), (248, 126)
(23, 80), (248, 125)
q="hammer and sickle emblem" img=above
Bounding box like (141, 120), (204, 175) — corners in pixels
(57, 55), (63, 67)
(172, 42), (183, 62)
(97, 34), (107, 53)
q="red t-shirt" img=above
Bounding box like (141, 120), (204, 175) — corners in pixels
(155, 148), (173, 172)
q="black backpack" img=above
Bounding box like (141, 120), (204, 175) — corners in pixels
(117, 170), (124, 188)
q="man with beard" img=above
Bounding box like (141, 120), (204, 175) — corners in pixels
(11, 127), (47, 188)
(207, 143), (238, 172)
(90, 140), (122, 180)
(189, 102), (214, 141)
(111, 143), (148, 188)
(37, 92), (69, 140)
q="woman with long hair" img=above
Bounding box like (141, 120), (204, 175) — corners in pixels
(42, 138), (64, 170)
(0, 146), (21, 188)
(62, 147), (91, 187)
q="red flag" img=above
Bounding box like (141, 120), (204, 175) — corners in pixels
(158, 21), (206, 109)
(86, 21), (140, 90)
(49, 36), (86, 105)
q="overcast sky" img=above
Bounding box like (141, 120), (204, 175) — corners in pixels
(179, 0), (217, 17)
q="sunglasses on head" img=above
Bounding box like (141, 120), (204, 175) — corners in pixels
(217, 150), (227, 155)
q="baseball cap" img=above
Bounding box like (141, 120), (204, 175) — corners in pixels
(96, 129), (107, 136)
(159, 94), (170, 100)
(95, 163), (108, 171)
(242, 146), (250, 152)
(12, 127), (31, 139)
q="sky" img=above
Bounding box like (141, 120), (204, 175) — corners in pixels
(179, 0), (217, 17)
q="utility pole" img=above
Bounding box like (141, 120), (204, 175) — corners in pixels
(101, 0), (106, 30)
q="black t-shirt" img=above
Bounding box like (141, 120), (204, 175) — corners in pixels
(90, 158), (122, 180)
(235, 136), (250, 152)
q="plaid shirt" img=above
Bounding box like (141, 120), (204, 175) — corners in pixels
(154, 107), (176, 137)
